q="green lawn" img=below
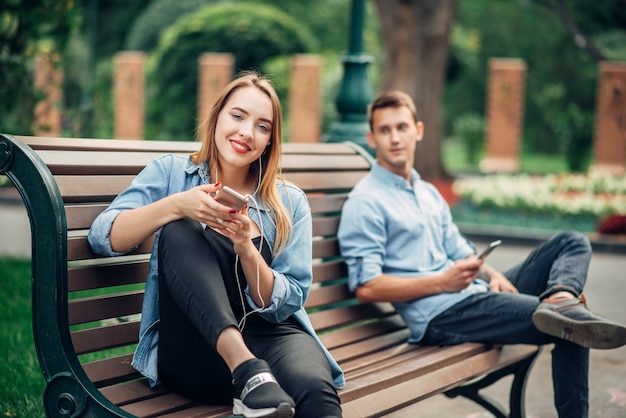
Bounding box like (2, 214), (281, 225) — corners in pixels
(0, 257), (46, 418)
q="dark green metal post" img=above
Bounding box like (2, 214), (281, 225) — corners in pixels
(323, 0), (374, 154)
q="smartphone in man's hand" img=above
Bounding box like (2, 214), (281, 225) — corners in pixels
(478, 240), (502, 260)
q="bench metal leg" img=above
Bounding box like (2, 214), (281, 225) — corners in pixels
(444, 347), (541, 418)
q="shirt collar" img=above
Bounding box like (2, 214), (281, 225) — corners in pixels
(371, 162), (421, 190)
(184, 157), (209, 183)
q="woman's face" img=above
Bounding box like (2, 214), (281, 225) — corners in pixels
(214, 86), (273, 171)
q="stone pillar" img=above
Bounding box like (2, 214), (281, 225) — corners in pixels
(198, 53), (234, 131)
(591, 61), (626, 175)
(289, 55), (322, 142)
(114, 52), (146, 139)
(33, 53), (63, 137)
(481, 58), (527, 173)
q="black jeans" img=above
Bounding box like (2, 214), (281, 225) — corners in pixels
(157, 217), (341, 418)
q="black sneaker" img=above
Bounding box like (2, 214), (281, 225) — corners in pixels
(232, 359), (295, 418)
(532, 294), (626, 349)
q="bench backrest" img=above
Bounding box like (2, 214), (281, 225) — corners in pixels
(1, 134), (407, 416)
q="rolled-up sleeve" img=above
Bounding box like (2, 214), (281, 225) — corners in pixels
(88, 156), (173, 256)
(338, 194), (385, 292)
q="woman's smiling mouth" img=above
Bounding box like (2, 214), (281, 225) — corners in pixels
(230, 140), (251, 153)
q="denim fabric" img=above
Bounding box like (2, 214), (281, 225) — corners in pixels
(422, 231), (592, 418)
(87, 154), (345, 389)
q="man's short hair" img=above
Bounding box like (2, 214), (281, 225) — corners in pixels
(367, 91), (419, 131)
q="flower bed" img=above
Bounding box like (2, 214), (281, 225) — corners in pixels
(452, 171), (626, 234)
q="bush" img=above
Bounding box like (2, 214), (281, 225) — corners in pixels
(146, 2), (317, 140)
(452, 113), (484, 165)
(125, 0), (214, 52)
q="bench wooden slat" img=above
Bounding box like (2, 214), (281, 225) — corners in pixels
(308, 302), (396, 333)
(56, 174), (135, 202)
(155, 404), (232, 418)
(120, 392), (200, 418)
(71, 321), (139, 355)
(311, 260), (347, 284)
(67, 234), (154, 261)
(18, 135), (365, 156)
(99, 380), (170, 407)
(305, 282), (352, 309)
(37, 149), (369, 176)
(318, 316), (407, 350)
(307, 193), (348, 214)
(68, 291), (144, 325)
(66, 203), (108, 230)
(340, 344), (539, 417)
(312, 216), (340, 237)
(312, 237), (340, 260)
(83, 353), (139, 387)
(17, 136), (201, 153)
(285, 171), (369, 192)
(68, 260), (148, 292)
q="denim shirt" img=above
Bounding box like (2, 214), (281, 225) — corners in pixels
(337, 163), (489, 343)
(88, 154), (345, 389)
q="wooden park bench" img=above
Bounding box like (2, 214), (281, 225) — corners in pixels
(0, 133), (540, 418)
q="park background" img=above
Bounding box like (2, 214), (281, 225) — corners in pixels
(1, 0), (626, 417)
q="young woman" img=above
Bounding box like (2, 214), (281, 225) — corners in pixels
(89, 72), (344, 418)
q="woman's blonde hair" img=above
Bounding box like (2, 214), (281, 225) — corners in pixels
(192, 71), (292, 254)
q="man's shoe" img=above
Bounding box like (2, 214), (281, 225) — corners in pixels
(232, 359), (295, 418)
(532, 295), (626, 349)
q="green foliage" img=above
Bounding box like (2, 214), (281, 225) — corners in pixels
(125, 0), (217, 52)
(556, 104), (593, 172)
(452, 113), (484, 165)
(0, 1), (79, 134)
(445, 0), (620, 167)
(146, 2), (317, 140)
(93, 0), (153, 57)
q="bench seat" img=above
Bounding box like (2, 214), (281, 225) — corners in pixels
(0, 133), (540, 418)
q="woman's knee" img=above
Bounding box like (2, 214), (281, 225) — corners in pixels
(161, 217), (200, 245)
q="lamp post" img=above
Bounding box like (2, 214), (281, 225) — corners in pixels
(323, 0), (374, 154)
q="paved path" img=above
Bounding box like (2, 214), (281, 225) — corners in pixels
(0, 199), (30, 257)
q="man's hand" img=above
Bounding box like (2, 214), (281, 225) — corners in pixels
(487, 271), (518, 293)
(440, 258), (482, 293)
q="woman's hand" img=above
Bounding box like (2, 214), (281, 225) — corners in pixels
(174, 183), (233, 224)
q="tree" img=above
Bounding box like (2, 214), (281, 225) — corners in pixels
(373, 0), (455, 179)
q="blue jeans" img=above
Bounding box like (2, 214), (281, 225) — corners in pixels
(422, 231), (592, 418)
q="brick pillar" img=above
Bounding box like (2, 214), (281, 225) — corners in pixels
(591, 61), (626, 175)
(33, 53), (63, 137)
(288, 55), (322, 143)
(480, 58), (527, 173)
(114, 52), (145, 139)
(198, 53), (234, 131)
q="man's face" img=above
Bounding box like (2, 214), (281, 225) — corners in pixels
(367, 106), (423, 179)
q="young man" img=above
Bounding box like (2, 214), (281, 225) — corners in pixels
(337, 90), (626, 418)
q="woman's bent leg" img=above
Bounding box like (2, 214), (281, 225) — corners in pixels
(245, 317), (342, 418)
(157, 218), (240, 403)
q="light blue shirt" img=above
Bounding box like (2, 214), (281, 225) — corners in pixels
(337, 163), (489, 343)
(88, 154), (345, 388)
